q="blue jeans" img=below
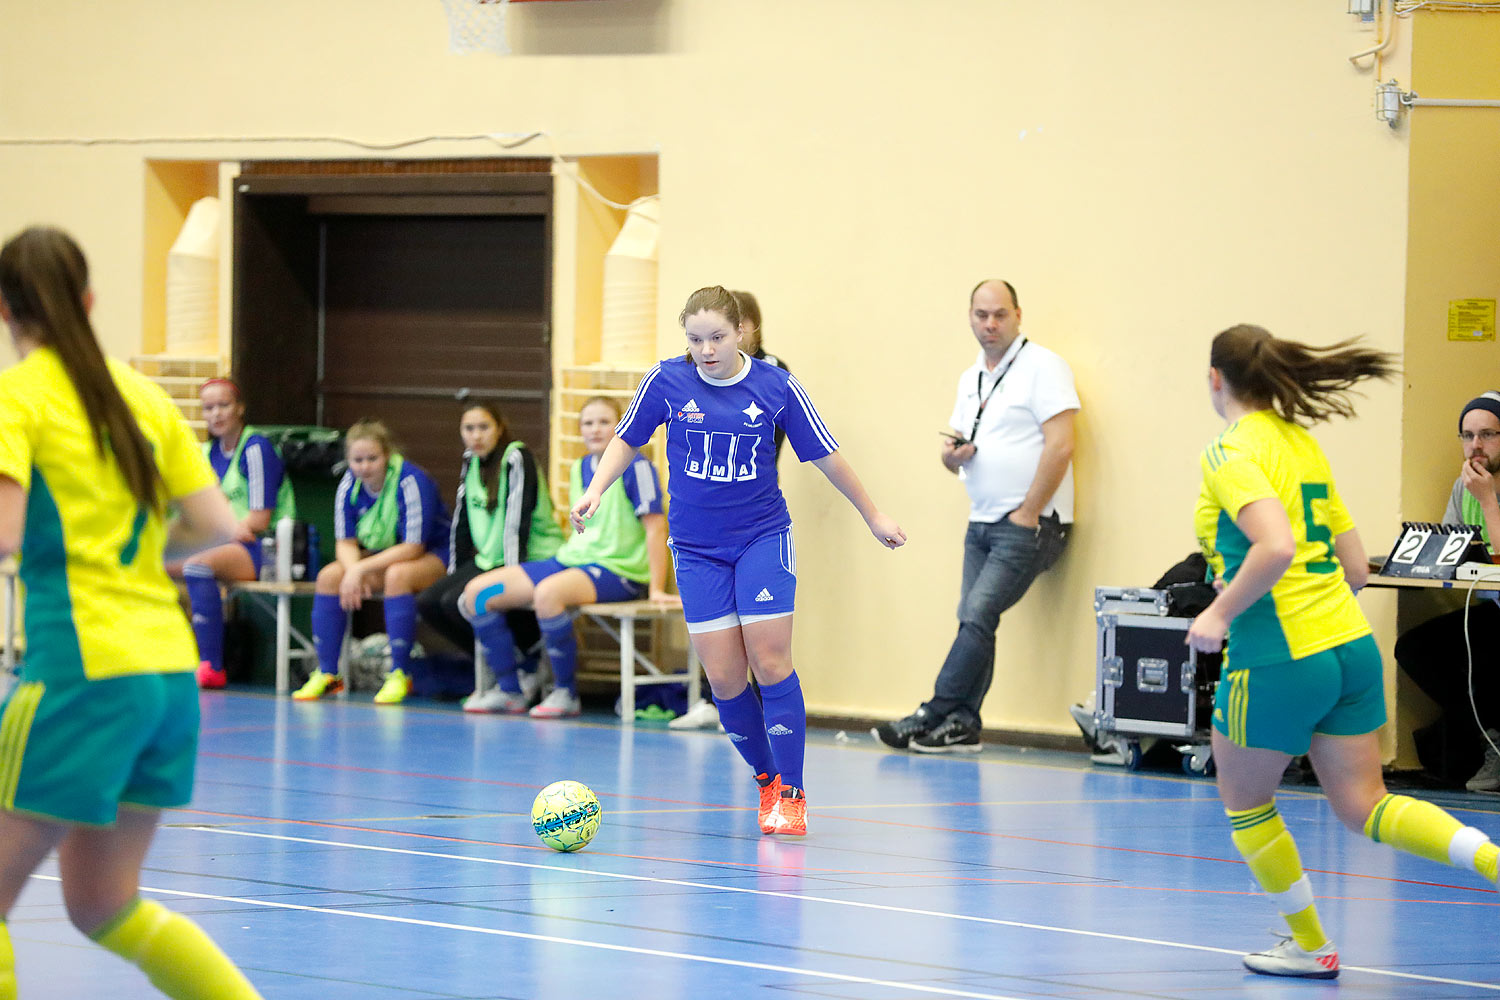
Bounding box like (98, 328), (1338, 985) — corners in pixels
(921, 514), (1067, 727)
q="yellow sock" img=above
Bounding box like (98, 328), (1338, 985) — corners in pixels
(0, 920), (15, 1000)
(1364, 793), (1498, 883)
(92, 898), (262, 1000)
(1227, 803), (1329, 951)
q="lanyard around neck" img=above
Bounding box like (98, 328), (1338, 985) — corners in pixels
(970, 338), (1026, 442)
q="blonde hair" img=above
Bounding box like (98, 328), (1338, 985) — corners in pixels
(345, 418), (396, 456)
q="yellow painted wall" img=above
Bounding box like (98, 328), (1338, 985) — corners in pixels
(1393, 10), (1500, 761)
(142, 160), (219, 355)
(1403, 13), (1500, 524)
(0, 1), (1416, 736)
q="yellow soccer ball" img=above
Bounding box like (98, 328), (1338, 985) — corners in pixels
(531, 780), (602, 852)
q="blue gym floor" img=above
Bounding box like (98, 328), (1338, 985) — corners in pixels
(8, 691), (1498, 998)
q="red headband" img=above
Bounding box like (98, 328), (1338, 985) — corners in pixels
(200, 377), (241, 401)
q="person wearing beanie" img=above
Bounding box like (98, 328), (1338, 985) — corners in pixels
(1394, 390), (1500, 790)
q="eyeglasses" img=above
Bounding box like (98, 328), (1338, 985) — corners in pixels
(1458, 430), (1500, 444)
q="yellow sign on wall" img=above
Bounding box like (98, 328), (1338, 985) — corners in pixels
(1448, 299), (1497, 342)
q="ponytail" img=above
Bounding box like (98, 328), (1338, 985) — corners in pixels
(1210, 324), (1398, 426)
(0, 227), (165, 512)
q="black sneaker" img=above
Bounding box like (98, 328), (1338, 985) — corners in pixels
(871, 708), (931, 749)
(910, 713), (982, 754)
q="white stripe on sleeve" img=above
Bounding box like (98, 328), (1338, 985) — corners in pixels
(334, 473), (353, 538)
(630, 458), (658, 515)
(400, 473), (424, 546)
(245, 442), (266, 508)
(504, 450), (525, 566)
(787, 375), (839, 453)
(615, 363), (663, 438)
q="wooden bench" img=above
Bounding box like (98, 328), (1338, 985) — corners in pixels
(472, 599), (700, 722)
(227, 579), (321, 695)
(228, 582), (701, 718)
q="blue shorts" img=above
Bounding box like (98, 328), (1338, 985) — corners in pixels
(0, 671), (200, 826)
(241, 539), (263, 576)
(519, 558), (645, 604)
(670, 525), (796, 633)
(1211, 633), (1386, 755)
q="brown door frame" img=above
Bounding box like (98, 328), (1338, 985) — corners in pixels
(231, 169), (554, 429)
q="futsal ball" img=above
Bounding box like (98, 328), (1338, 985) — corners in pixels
(531, 780), (602, 853)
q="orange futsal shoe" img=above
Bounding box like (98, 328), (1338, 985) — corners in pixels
(196, 660), (227, 690)
(769, 787), (807, 837)
(756, 773), (782, 834)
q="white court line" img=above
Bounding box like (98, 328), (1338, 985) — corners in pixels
(178, 826), (1500, 991)
(31, 874), (1025, 1000)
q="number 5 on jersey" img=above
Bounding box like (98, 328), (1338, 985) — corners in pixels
(684, 430), (760, 482)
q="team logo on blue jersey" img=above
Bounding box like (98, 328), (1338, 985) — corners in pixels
(742, 401), (764, 428)
(676, 398), (705, 424)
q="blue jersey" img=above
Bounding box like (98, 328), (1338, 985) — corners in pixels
(615, 354), (838, 547)
(208, 432), (284, 511)
(581, 451), (664, 517)
(335, 461), (452, 555)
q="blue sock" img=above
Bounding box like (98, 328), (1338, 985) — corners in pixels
(311, 594), (346, 675)
(184, 566), (223, 670)
(760, 671), (806, 791)
(384, 594), (417, 675)
(473, 612), (519, 693)
(715, 684), (776, 780)
(538, 613), (577, 694)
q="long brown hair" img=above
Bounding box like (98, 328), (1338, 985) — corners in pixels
(460, 399), (515, 508)
(1210, 324), (1399, 426)
(0, 227), (164, 511)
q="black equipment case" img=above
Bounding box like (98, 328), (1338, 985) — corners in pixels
(1093, 586), (1222, 774)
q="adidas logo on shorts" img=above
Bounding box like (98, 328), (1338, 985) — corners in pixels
(767, 724), (793, 736)
(755, 588), (774, 602)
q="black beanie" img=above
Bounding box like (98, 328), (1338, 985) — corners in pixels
(1460, 391), (1500, 432)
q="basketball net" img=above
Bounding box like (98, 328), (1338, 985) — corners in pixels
(440, 0), (510, 55)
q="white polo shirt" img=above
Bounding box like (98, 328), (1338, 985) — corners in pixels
(948, 335), (1079, 524)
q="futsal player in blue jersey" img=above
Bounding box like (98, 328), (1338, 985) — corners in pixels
(295, 420), (451, 705)
(177, 377), (295, 690)
(572, 286), (905, 836)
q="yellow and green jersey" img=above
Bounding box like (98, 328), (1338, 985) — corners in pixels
(1194, 409), (1370, 669)
(0, 347), (216, 682)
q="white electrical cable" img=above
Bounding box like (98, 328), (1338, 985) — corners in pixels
(1396, 1), (1500, 14)
(1461, 576), (1500, 766)
(0, 129), (659, 213)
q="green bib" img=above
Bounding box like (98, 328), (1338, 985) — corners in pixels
(206, 424), (296, 525)
(1462, 489), (1494, 551)
(354, 453), (405, 552)
(556, 457), (650, 583)
(465, 442), (563, 571)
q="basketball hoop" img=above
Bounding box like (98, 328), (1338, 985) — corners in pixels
(440, 0), (510, 55)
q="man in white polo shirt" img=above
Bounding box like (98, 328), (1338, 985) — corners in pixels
(874, 279), (1078, 753)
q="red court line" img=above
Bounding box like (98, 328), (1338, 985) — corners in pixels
(830, 813), (1500, 895)
(170, 806), (1500, 904)
(197, 753), (1499, 896)
(199, 752), (728, 809)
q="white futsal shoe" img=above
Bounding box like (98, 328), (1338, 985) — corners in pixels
(529, 688), (581, 718)
(1242, 933), (1339, 979)
(462, 686), (529, 714)
(668, 699), (721, 730)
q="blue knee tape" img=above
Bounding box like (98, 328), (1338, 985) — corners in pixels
(475, 582), (506, 613)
